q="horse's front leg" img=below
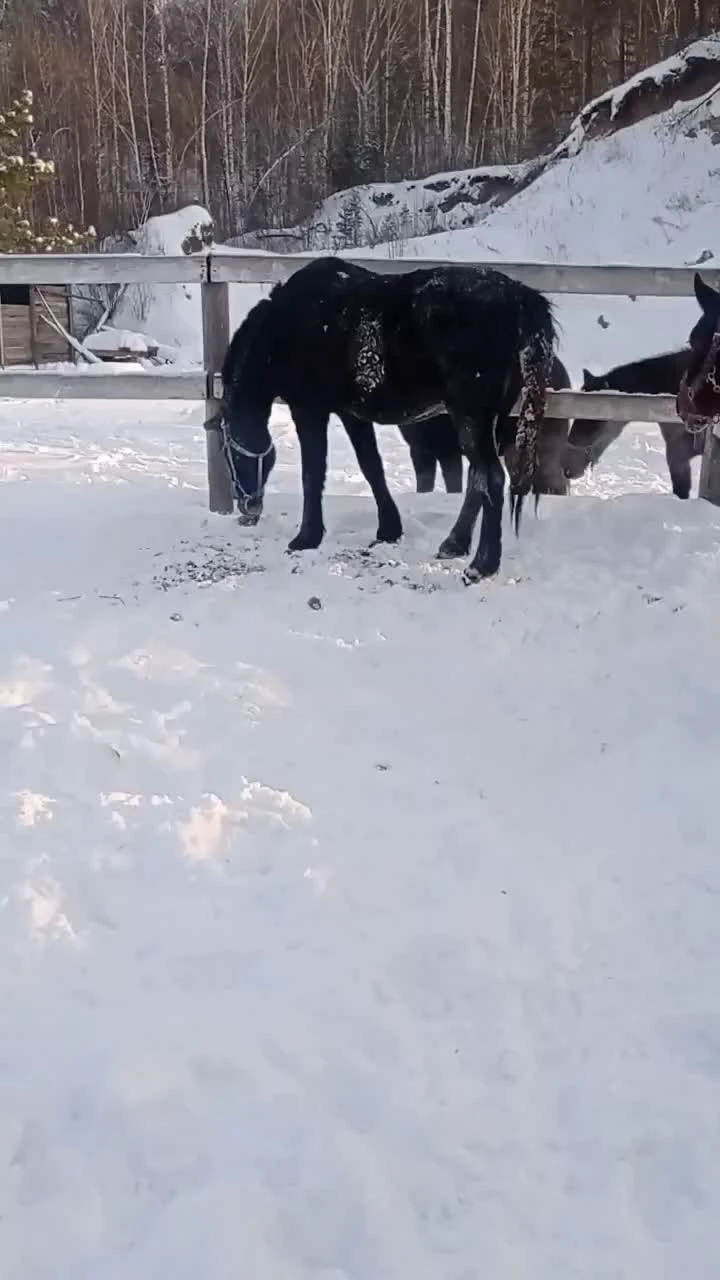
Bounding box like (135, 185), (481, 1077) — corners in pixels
(287, 411), (329, 552)
(340, 414), (403, 543)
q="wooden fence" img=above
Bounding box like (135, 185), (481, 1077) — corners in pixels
(0, 251), (716, 510)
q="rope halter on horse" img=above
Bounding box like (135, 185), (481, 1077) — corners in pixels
(677, 326), (720, 435)
(205, 410), (275, 499)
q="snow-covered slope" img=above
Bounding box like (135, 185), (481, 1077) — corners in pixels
(99, 44), (720, 380)
(2, 398), (720, 1279)
(374, 91), (720, 271)
(231, 36), (720, 256)
(355, 86), (720, 377)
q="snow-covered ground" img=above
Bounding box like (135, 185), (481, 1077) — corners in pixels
(2, 391), (720, 1279)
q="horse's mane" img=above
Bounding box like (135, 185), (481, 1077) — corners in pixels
(221, 296), (275, 385)
(221, 259), (372, 387)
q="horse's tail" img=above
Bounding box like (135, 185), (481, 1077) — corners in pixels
(509, 299), (556, 535)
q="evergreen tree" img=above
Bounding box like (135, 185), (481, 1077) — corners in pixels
(0, 90), (95, 253)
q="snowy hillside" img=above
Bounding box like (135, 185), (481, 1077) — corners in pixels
(375, 90), (720, 271)
(358, 83), (720, 378)
(91, 39), (720, 385)
(229, 35), (720, 256)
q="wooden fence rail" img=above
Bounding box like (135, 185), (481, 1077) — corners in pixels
(0, 250), (714, 511)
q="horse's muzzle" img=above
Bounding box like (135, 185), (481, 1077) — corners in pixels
(563, 445), (592, 480)
(237, 494), (264, 526)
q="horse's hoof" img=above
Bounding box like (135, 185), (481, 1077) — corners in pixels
(463, 554), (500, 583)
(237, 511), (261, 527)
(437, 535), (470, 560)
(463, 565), (497, 586)
(375, 508), (403, 544)
(287, 529), (324, 553)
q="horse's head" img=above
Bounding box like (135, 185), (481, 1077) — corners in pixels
(220, 298), (278, 524)
(563, 368), (613, 478)
(677, 272), (720, 430)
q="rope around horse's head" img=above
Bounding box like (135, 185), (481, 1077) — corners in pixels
(677, 326), (720, 434)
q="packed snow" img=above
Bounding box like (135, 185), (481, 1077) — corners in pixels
(83, 328), (159, 359)
(2, 385), (720, 1279)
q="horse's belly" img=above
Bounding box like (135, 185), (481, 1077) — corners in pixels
(349, 377), (445, 426)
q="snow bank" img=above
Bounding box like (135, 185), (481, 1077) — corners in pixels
(107, 205), (270, 366)
(358, 90), (720, 377)
(237, 160), (536, 255)
(83, 327), (158, 358)
(107, 206), (211, 365)
(570, 35), (720, 144)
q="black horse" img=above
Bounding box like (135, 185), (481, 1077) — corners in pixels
(677, 272), (720, 430)
(564, 348), (706, 498)
(399, 353), (572, 496)
(219, 255), (556, 582)
(397, 415), (464, 493)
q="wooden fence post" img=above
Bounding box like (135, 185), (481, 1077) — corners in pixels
(201, 256), (234, 514)
(698, 423), (720, 505)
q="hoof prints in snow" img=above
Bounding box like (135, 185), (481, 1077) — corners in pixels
(153, 547), (266, 591)
(153, 540), (458, 596)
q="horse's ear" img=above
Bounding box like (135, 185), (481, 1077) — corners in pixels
(694, 271), (719, 315)
(582, 367), (596, 389)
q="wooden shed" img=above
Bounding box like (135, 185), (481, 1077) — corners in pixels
(0, 284), (73, 367)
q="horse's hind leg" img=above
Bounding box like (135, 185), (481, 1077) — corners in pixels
(341, 414), (403, 543)
(435, 419), (464, 493)
(465, 435), (505, 581)
(437, 399), (500, 567)
(436, 475), (482, 559)
(287, 410), (329, 552)
(534, 418), (569, 495)
(399, 424), (437, 491)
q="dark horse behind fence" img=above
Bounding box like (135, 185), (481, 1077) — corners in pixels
(563, 347), (705, 498)
(399, 353), (572, 496)
(677, 272), (720, 431)
(218, 255), (556, 582)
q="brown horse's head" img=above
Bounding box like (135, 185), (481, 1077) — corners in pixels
(677, 272), (720, 430)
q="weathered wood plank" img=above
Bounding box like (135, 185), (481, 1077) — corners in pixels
(0, 254), (208, 286)
(208, 252), (720, 298)
(0, 370), (206, 398)
(0, 251), (711, 298)
(207, 377), (680, 423)
(0, 371), (678, 424)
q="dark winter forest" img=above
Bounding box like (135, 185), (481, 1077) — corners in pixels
(3, 0), (717, 238)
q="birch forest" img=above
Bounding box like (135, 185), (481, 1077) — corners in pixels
(3, 0), (716, 238)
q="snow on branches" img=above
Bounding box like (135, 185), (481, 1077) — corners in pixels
(0, 90), (96, 253)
